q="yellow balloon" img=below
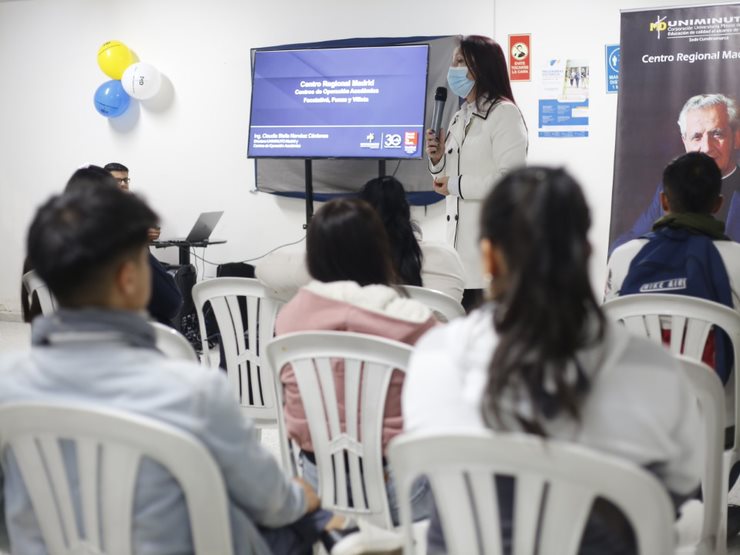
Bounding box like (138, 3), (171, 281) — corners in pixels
(97, 40), (134, 80)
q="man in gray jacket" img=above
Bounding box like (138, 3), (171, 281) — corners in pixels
(0, 184), (342, 554)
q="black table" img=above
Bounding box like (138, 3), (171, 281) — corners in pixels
(152, 239), (226, 266)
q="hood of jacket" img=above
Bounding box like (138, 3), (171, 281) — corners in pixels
(303, 280), (432, 324)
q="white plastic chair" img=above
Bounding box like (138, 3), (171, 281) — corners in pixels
(388, 430), (676, 555)
(401, 285), (465, 323)
(603, 294), (740, 434)
(21, 270), (57, 316)
(266, 331), (413, 529)
(0, 402), (233, 555)
(191, 278), (293, 473)
(151, 322), (199, 363)
(603, 294), (740, 555)
(191, 278), (282, 424)
(675, 355), (726, 555)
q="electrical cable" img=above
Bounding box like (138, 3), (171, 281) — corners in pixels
(187, 235), (307, 267)
(190, 247), (199, 277)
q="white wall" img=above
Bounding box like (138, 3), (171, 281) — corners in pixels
(0, 0), (724, 315)
(0, 0), (493, 314)
(494, 0), (721, 294)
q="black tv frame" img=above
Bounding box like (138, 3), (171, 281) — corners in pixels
(247, 43), (431, 162)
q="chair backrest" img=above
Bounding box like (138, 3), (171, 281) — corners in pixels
(388, 430), (676, 555)
(266, 331), (413, 529)
(401, 285), (465, 323)
(0, 402), (233, 555)
(603, 293), (740, 442)
(675, 355), (726, 554)
(191, 277), (282, 427)
(22, 270), (57, 316)
(151, 322), (199, 363)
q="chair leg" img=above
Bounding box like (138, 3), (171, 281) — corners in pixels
(720, 453), (732, 553)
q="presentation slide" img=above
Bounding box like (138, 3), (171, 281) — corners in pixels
(247, 44), (429, 159)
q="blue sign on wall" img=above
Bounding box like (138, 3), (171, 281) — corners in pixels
(605, 44), (619, 94)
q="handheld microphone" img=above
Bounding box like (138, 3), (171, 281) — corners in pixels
(431, 86), (447, 138)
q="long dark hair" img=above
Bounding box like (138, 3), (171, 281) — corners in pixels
(306, 198), (398, 286)
(359, 176), (423, 286)
(481, 167), (605, 435)
(459, 35), (515, 108)
(65, 166), (119, 193)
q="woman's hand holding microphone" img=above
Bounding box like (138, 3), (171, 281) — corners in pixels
(425, 128), (446, 165)
(426, 128), (450, 196)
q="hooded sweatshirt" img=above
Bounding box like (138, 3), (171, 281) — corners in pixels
(275, 280), (437, 453)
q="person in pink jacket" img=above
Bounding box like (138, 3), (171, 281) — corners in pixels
(276, 199), (437, 524)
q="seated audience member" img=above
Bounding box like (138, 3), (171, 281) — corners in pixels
(3, 184), (382, 555)
(144, 250), (183, 327)
(104, 161), (160, 242)
(275, 199), (438, 524)
(605, 152), (740, 383)
(103, 161), (131, 191)
(66, 164), (120, 192)
(21, 166), (124, 322)
(256, 178), (465, 303)
(359, 176), (424, 287)
(104, 162), (181, 325)
(403, 167), (702, 554)
(359, 176), (465, 302)
(606, 152), (740, 535)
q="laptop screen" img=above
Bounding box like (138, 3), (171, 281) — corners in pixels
(185, 211), (224, 242)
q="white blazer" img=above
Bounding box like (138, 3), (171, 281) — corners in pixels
(429, 99), (528, 288)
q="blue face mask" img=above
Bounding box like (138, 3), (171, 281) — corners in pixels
(447, 66), (475, 98)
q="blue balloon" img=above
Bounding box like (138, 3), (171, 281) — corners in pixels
(93, 80), (131, 117)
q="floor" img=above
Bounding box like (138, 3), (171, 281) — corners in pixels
(3, 319), (740, 553)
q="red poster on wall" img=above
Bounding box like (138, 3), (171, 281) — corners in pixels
(508, 34), (531, 81)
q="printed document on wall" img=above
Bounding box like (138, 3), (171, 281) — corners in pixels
(538, 59), (589, 138)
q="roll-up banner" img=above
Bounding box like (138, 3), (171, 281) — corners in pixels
(609, 3), (740, 253)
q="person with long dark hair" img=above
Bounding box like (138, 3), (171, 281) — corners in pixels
(358, 176), (465, 300)
(403, 167), (701, 554)
(426, 35), (528, 311)
(256, 177), (465, 302)
(359, 176), (423, 286)
(276, 198), (437, 526)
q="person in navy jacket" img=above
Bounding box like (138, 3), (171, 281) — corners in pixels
(105, 162), (182, 325)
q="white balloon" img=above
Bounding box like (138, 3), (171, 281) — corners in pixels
(121, 62), (162, 100)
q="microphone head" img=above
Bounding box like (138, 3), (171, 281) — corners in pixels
(434, 86), (447, 101)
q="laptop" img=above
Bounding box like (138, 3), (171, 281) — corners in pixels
(182, 211), (224, 242)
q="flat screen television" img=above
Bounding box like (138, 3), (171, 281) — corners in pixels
(247, 44), (430, 159)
